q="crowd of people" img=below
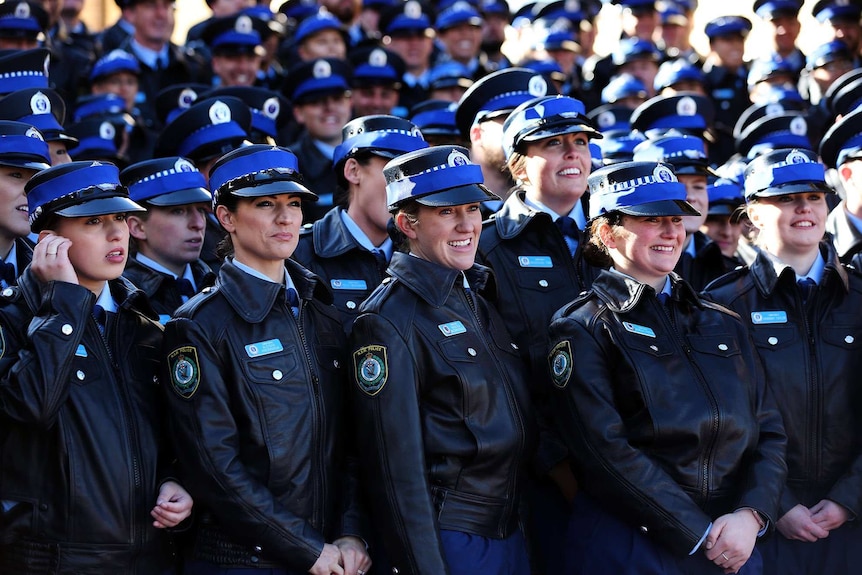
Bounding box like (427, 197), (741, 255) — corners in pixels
(1, 0), (862, 574)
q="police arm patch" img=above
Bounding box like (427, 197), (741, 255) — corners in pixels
(549, 340), (573, 389)
(353, 345), (388, 396)
(167, 346), (200, 399)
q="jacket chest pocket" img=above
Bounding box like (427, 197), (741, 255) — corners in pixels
(751, 325), (798, 351)
(686, 334), (741, 358)
(240, 348), (302, 385)
(821, 326), (862, 350)
(436, 334), (485, 363)
(619, 331), (674, 358)
(515, 266), (569, 295)
(70, 346), (107, 386)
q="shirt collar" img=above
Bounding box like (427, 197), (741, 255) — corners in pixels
(3, 241), (17, 275)
(845, 205), (862, 236)
(312, 139), (336, 160)
(523, 195), (587, 229)
(762, 249), (826, 284)
(130, 39), (168, 69)
(339, 209), (394, 259)
(135, 253), (197, 289)
(609, 266), (670, 294)
(95, 281), (119, 313)
(232, 257), (297, 292)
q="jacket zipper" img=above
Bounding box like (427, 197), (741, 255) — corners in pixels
(799, 286), (819, 482)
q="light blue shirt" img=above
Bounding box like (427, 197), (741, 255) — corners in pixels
(312, 139), (336, 161)
(232, 258), (297, 293)
(130, 39), (169, 70)
(762, 250), (825, 284)
(2, 241), (18, 276)
(339, 209), (393, 260)
(95, 282), (119, 313)
(523, 196), (587, 229)
(845, 206), (862, 237)
(135, 253), (197, 302)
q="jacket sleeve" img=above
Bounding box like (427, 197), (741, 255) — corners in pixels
(161, 317), (325, 572)
(349, 311), (450, 575)
(0, 282), (93, 427)
(548, 314), (712, 556)
(825, 445), (862, 519)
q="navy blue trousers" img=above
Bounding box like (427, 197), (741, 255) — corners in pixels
(440, 528), (530, 575)
(564, 493), (763, 575)
(760, 521), (861, 575)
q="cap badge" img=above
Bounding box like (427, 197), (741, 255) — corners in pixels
(14, 3), (30, 19)
(447, 149), (471, 167)
(369, 48), (388, 67)
(765, 103), (784, 115)
(677, 96), (697, 116)
(174, 158), (195, 172)
(209, 100), (232, 125)
(24, 127), (42, 140)
(653, 164), (675, 183)
(528, 75), (548, 97)
(452, 1), (472, 11)
(785, 149), (810, 164)
(179, 88), (198, 108)
(405, 0), (421, 18)
(30, 92), (50, 115)
(262, 97), (280, 119)
(565, 0), (580, 11)
(235, 14), (253, 33)
(313, 59), (332, 78)
(597, 110), (616, 128)
(99, 122), (115, 141)
(789, 116), (807, 136)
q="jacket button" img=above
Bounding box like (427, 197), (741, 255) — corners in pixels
(538, 279), (549, 287)
(76, 370), (85, 380)
(333, 359), (340, 368)
(649, 345), (658, 352)
(346, 301), (356, 310)
(1, 288), (12, 297)
(467, 348), (477, 356)
(250, 556), (259, 563)
(392, 569), (399, 574)
(511, 343), (518, 350)
(767, 337), (778, 345)
(640, 525), (648, 533)
(846, 335), (855, 344)
(254, 546), (262, 552)
(39, 503), (48, 511)
(61, 324), (73, 335)
(272, 370), (283, 381)
(718, 343), (728, 351)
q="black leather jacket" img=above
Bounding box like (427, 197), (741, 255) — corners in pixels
(476, 189), (600, 472)
(675, 231), (737, 292)
(288, 133), (337, 224)
(122, 257), (216, 321)
(161, 259), (363, 572)
(0, 271), (170, 574)
(349, 253), (534, 575)
(826, 202), (862, 264)
(704, 243), (862, 519)
(292, 207), (388, 332)
(548, 270), (787, 555)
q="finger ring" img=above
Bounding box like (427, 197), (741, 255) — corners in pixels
(721, 552), (729, 561)
(46, 250), (57, 256)
(358, 570), (366, 575)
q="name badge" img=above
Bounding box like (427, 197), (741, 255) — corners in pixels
(245, 339), (284, 358)
(331, 279), (367, 290)
(518, 256), (553, 268)
(438, 321), (466, 336)
(623, 322), (656, 338)
(751, 311), (787, 324)
(158, 314), (171, 325)
(75, 344), (88, 357)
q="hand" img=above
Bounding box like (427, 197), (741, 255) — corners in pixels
(776, 504), (830, 542)
(548, 460), (578, 504)
(151, 481), (193, 528)
(810, 499), (850, 532)
(703, 510), (760, 574)
(334, 536), (372, 575)
(31, 233), (78, 285)
(308, 543), (344, 575)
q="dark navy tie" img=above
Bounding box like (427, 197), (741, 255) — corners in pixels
(555, 216), (579, 256)
(657, 292), (670, 306)
(0, 260), (15, 286)
(287, 287), (300, 318)
(797, 278), (816, 304)
(93, 305), (106, 334)
(372, 249), (387, 270)
(175, 278), (196, 298)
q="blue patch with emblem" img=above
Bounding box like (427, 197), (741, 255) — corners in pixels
(245, 339), (284, 358)
(75, 344), (87, 357)
(158, 314), (171, 325)
(623, 322), (656, 338)
(518, 256), (553, 268)
(438, 321), (467, 336)
(331, 279), (368, 290)
(751, 311), (787, 325)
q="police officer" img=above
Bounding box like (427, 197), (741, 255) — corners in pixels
(0, 160), (193, 573)
(821, 106), (862, 263)
(349, 144), (534, 574)
(160, 144), (371, 575)
(292, 115), (427, 331)
(0, 88), (78, 165)
(705, 148), (862, 575)
(121, 156), (216, 323)
(549, 160), (786, 575)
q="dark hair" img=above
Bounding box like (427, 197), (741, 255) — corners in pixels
(336, 151), (375, 208)
(584, 212), (624, 268)
(214, 192), (242, 259)
(390, 199), (422, 252)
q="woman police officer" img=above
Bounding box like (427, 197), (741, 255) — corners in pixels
(348, 145), (535, 574)
(547, 160), (787, 574)
(160, 145), (371, 575)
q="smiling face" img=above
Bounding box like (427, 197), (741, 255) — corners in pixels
(211, 52), (261, 87)
(600, 214), (686, 290)
(293, 93), (352, 146)
(127, 203), (208, 275)
(747, 191), (827, 260)
(702, 213), (742, 258)
(518, 131), (591, 216)
(678, 173), (708, 234)
(52, 212), (130, 294)
(438, 22), (482, 64)
(396, 202), (482, 270)
(0, 166), (38, 247)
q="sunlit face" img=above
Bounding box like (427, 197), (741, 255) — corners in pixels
(0, 166), (36, 242)
(128, 0), (175, 48)
(398, 202), (482, 270)
(385, 32), (434, 72)
(50, 212), (129, 294)
(438, 23), (482, 64)
(710, 35), (746, 70)
(298, 29), (347, 60)
(92, 71), (139, 111)
(768, 14), (800, 53)
(48, 141), (71, 166)
(678, 174), (708, 233)
(212, 53), (261, 86)
(293, 93), (352, 145)
(217, 194), (303, 270)
(519, 132), (591, 211)
(209, 0), (253, 18)
(352, 85), (399, 116)
(128, 203), (208, 275)
(619, 59), (659, 96)
(825, 18), (861, 54)
(346, 156), (390, 238)
(702, 214), (742, 258)
(601, 215), (686, 288)
(622, 7), (657, 40)
(747, 192), (827, 259)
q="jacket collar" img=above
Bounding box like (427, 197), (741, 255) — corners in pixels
(388, 252), (494, 307)
(312, 207), (361, 257)
(826, 203), (862, 259)
(491, 189), (590, 240)
(750, 241), (848, 297)
(591, 269), (701, 313)
(217, 258), (331, 323)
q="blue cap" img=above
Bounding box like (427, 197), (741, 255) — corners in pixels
(658, 5), (688, 26)
(90, 49), (140, 82)
(480, 0), (511, 18)
(707, 177), (744, 215)
(155, 83), (210, 126)
(733, 100), (806, 139)
(590, 141), (603, 170)
(333, 115), (428, 187)
(587, 104), (633, 131)
(455, 67), (558, 138)
(71, 94), (133, 128)
(209, 145), (316, 206)
(631, 93), (715, 139)
(612, 38), (661, 68)
(67, 118), (126, 165)
(747, 55), (796, 87)
(203, 86), (290, 142)
(0, 48), (49, 95)
(806, 39), (852, 70)
(587, 160), (699, 219)
(654, 59), (705, 93)
(612, 0), (657, 9)
(824, 67), (862, 117)
(820, 106), (862, 168)
(0, 88), (77, 146)
(350, 46), (406, 87)
(26, 161), (145, 232)
(633, 134), (716, 176)
(0, 1), (47, 38)
(384, 145), (497, 211)
(735, 112), (811, 159)
(409, 100), (460, 138)
(0, 120), (49, 170)
(813, 0), (862, 22)
(202, 14), (265, 55)
(378, 0), (433, 35)
(594, 130), (645, 164)
(753, 0), (803, 18)
(121, 157), (212, 206)
(743, 148), (831, 200)
(155, 96), (252, 161)
(750, 84), (806, 106)
(520, 58), (566, 84)
(277, 0), (319, 23)
(704, 15), (752, 39)
(429, 61), (473, 90)
(534, 0), (585, 22)
(502, 95), (602, 159)
(436, 1), (484, 30)
(539, 23), (580, 53)
(601, 73), (647, 104)
(293, 12), (345, 45)
(282, 58), (352, 104)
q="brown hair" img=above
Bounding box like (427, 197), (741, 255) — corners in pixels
(584, 212), (624, 268)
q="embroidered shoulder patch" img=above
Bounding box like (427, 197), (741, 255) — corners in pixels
(167, 346), (200, 399)
(353, 345), (388, 396)
(549, 340), (573, 389)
